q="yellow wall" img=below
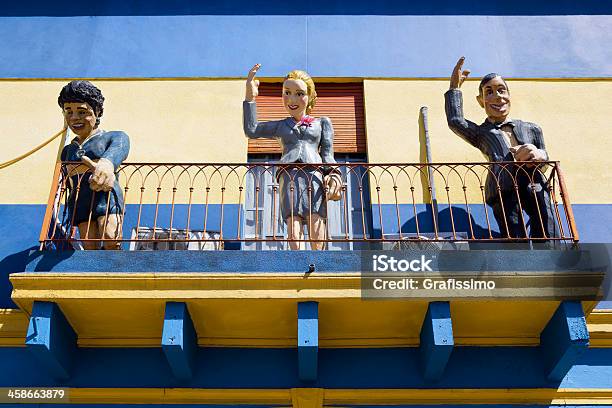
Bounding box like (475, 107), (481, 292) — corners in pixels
(0, 80), (247, 204)
(2, 79), (611, 205)
(364, 79), (612, 204)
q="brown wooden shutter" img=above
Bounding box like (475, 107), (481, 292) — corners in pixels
(247, 82), (366, 154)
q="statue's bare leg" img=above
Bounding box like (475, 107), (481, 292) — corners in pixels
(286, 215), (304, 250)
(308, 214), (327, 250)
(78, 221), (100, 250)
(97, 214), (122, 250)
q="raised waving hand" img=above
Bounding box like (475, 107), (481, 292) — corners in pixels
(245, 64), (261, 102)
(450, 57), (471, 89)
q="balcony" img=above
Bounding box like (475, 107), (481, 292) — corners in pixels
(39, 161), (579, 250)
(12, 159), (605, 384)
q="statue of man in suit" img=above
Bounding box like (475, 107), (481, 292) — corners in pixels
(444, 57), (559, 240)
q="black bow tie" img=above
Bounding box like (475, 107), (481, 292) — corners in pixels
(493, 121), (514, 130)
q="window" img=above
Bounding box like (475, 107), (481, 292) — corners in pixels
(243, 155), (371, 250)
(248, 82), (366, 154)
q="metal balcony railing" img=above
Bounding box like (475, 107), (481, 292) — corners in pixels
(39, 161), (579, 250)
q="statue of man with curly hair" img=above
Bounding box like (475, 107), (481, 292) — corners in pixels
(58, 80), (130, 249)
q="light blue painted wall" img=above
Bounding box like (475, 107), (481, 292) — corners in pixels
(0, 16), (610, 78)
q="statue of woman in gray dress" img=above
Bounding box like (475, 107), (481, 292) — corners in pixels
(243, 64), (342, 250)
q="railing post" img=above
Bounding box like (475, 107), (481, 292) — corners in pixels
(555, 163), (580, 242)
(39, 162), (63, 250)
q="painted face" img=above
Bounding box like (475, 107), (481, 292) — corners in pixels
(62, 102), (98, 139)
(477, 76), (511, 123)
(282, 78), (309, 120)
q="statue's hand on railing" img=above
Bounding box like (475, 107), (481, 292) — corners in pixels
(325, 172), (343, 201)
(81, 156), (115, 192)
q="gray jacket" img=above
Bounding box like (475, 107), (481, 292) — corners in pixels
(243, 101), (336, 165)
(444, 89), (549, 205)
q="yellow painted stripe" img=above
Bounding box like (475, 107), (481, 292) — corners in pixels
(69, 388), (291, 405)
(589, 338), (612, 347)
(77, 338), (161, 348)
(10, 271), (607, 292)
(0, 309), (27, 347)
(38, 387), (612, 405)
(587, 309), (612, 323)
(9, 272), (363, 291)
(4, 271), (609, 350)
(587, 309), (612, 347)
(77, 337), (411, 348)
(71, 336), (541, 348)
(0, 339), (26, 347)
(3, 307), (612, 348)
(324, 388), (612, 405)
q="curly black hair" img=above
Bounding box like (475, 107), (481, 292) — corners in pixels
(58, 80), (105, 127)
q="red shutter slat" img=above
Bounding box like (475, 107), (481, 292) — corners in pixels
(248, 82), (366, 154)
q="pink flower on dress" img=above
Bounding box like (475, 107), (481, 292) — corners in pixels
(297, 115), (315, 127)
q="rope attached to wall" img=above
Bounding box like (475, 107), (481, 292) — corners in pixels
(0, 128), (67, 170)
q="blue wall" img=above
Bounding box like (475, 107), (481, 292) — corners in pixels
(0, 0), (609, 16)
(0, 15), (610, 78)
(0, 205), (46, 308)
(50, 203), (242, 247)
(371, 204), (612, 243)
(1, 347), (612, 388)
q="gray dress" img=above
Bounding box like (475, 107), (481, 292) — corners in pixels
(243, 101), (336, 220)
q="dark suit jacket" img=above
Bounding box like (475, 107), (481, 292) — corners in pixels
(444, 89), (549, 205)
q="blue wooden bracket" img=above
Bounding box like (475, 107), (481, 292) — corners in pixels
(419, 301), (454, 381)
(298, 301), (319, 381)
(162, 302), (198, 381)
(25, 301), (77, 381)
(540, 300), (589, 381)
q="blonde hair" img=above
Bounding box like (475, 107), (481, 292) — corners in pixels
(284, 69), (317, 114)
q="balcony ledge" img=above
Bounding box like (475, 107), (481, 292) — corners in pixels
(8, 248), (605, 348)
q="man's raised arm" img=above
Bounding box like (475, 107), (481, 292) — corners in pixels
(444, 57), (480, 149)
